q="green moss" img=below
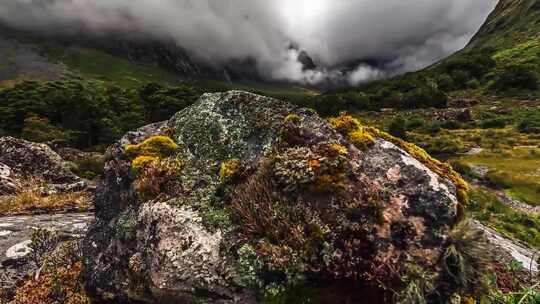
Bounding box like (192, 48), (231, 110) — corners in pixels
(117, 211), (138, 241)
(234, 244), (266, 291)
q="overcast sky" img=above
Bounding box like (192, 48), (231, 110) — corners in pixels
(0, 0), (499, 84)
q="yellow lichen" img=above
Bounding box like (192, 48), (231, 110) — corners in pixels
(284, 113), (302, 124)
(329, 113), (375, 151)
(131, 156), (159, 173)
(330, 143), (349, 156)
(364, 126), (469, 205)
(329, 113), (469, 206)
(125, 135), (178, 173)
(220, 159), (241, 183)
(125, 135), (178, 159)
(329, 112), (362, 134)
(348, 129), (375, 151)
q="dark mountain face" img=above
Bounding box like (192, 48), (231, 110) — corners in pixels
(0, 24), (319, 84)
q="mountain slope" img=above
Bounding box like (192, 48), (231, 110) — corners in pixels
(309, 0), (539, 117)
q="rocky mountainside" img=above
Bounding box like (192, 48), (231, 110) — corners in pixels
(0, 26), (316, 86)
(81, 91), (475, 303)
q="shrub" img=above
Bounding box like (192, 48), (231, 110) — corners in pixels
(442, 53), (496, 80)
(21, 114), (72, 143)
(388, 117), (408, 139)
(70, 154), (105, 180)
(442, 220), (490, 297)
(437, 74), (456, 92)
(440, 120), (462, 130)
(29, 229), (62, 267)
(135, 159), (183, 202)
(422, 121), (442, 134)
(402, 86), (448, 109)
(518, 109), (540, 133)
(490, 65), (539, 92)
(407, 116), (428, 130)
(10, 261), (89, 304)
(480, 117), (508, 129)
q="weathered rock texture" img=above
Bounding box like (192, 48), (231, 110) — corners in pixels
(83, 91), (463, 303)
(0, 136), (80, 186)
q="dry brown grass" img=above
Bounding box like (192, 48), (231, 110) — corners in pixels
(0, 179), (92, 216)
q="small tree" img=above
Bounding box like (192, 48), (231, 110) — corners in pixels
(21, 114), (72, 143)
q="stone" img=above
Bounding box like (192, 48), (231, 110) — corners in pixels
(0, 137), (80, 185)
(83, 91), (463, 303)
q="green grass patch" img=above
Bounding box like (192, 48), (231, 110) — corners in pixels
(195, 79), (318, 103)
(459, 148), (540, 206)
(469, 188), (540, 249)
(493, 39), (540, 67)
(39, 46), (181, 87)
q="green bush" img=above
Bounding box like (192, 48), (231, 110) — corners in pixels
(440, 120), (462, 130)
(0, 80), (201, 149)
(479, 117), (508, 129)
(441, 52), (496, 80)
(518, 109), (540, 133)
(21, 114), (73, 143)
(437, 74), (456, 92)
(490, 65), (539, 92)
(388, 117), (408, 139)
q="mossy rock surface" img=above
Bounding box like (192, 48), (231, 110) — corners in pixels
(83, 91), (463, 303)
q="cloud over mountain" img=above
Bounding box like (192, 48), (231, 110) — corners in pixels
(0, 0), (498, 84)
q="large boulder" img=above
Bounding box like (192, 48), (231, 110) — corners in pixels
(0, 137), (80, 185)
(83, 91), (466, 303)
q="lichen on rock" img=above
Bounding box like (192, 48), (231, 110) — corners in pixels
(83, 91), (469, 303)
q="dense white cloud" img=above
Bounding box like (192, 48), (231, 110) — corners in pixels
(0, 0), (499, 84)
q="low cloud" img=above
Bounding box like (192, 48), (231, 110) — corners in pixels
(0, 0), (499, 84)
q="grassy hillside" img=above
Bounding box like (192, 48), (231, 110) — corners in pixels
(0, 28), (315, 102)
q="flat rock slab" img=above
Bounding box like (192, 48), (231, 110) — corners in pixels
(474, 221), (539, 273)
(0, 213), (94, 262)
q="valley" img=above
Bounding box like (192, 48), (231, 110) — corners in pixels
(0, 0), (539, 303)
